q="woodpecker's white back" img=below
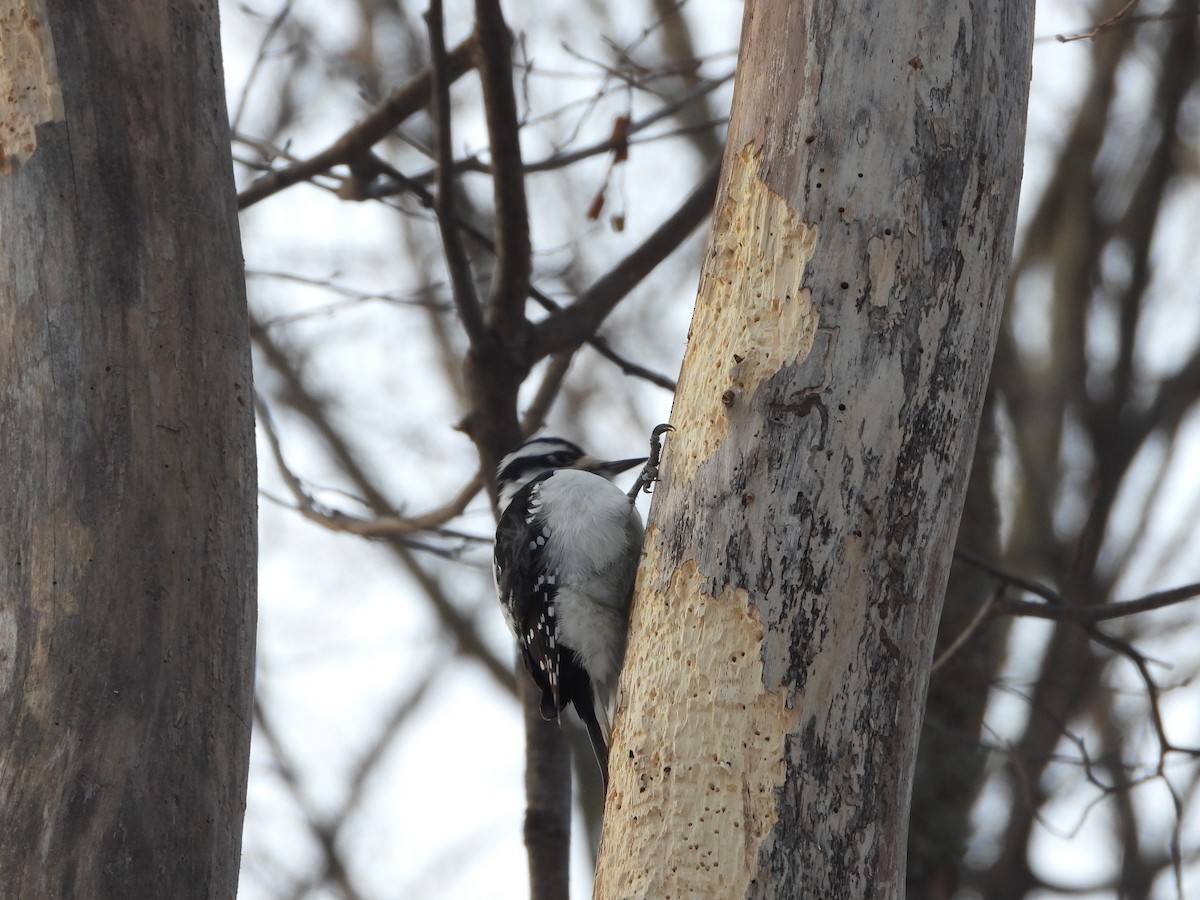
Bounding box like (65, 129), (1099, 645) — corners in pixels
(534, 468), (643, 714)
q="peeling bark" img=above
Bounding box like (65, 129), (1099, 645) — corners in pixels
(0, 4), (255, 898)
(594, 0), (1032, 896)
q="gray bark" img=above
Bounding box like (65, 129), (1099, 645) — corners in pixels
(0, 3), (255, 898)
(594, 0), (1033, 896)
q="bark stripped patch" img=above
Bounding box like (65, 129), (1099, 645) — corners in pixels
(0, 1), (64, 174)
(669, 142), (819, 484)
(600, 541), (801, 899)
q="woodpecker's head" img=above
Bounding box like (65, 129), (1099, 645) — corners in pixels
(495, 436), (646, 511)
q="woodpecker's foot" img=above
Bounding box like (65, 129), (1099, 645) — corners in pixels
(628, 423), (673, 498)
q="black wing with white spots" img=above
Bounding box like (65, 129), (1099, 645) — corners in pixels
(494, 473), (570, 721)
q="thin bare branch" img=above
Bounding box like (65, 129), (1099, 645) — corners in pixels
(534, 156), (720, 356)
(341, 671), (440, 827)
(1056, 0), (1195, 43)
(473, 0), (531, 336)
(995, 582), (1200, 625)
(586, 335), (677, 390)
(955, 549), (1200, 623)
(255, 392), (309, 504)
(255, 107), (672, 382)
(445, 73), (732, 177)
(298, 489), (482, 539)
(251, 322), (515, 693)
(253, 698), (367, 900)
(1056, 0), (1141, 42)
(253, 667), (439, 898)
(257, 390), (483, 538)
(237, 35), (477, 209)
(929, 584), (1002, 676)
(425, 0), (488, 346)
(521, 353), (574, 434)
(346, 149), (677, 389)
(230, 0), (296, 133)
(1083, 625), (1200, 761)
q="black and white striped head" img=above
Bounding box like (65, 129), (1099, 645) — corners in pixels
(495, 436), (645, 511)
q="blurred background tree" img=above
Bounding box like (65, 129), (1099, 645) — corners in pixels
(225, 0), (1200, 897)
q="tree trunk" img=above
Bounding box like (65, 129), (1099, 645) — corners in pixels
(593, 0), (1032, 896)
(907, 402), (1008, 899)
(0, 4), (256, 898)
(520, 666), (573, 900)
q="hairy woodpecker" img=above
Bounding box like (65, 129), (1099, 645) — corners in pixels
(493, 436), (646, 787)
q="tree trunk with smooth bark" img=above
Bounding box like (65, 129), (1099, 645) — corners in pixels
(594, 0), (1032, 896)
(0, 3), (255, 898)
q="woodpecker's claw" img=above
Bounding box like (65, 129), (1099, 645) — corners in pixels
(628, 423), (673, 499)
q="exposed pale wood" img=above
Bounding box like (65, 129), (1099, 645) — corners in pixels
(0, 3), (255, 898)
(594, 0), (1033, 896)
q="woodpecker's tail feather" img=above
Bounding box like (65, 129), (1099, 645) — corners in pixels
(572, 688), (610, 790)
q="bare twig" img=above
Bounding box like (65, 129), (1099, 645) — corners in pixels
(954, 537), (1200, 877)
(251, 324), (514, 693)
(586, 335), (676, 389)
(343, 671), (440, 816)
(1085, 623), (1200, 759)
(929, 584), (1002, 676)
(534, 156), (720, 356)
(473, 0), (531, 335)
(247, 269), (451, 326)
(236, 35), (477, 209)
(255, 393), (308, 502)
(256, 665), (439, 896)
(521, 353), (574, 435)
(954, 549), (1200, 624)
(952, 549), (1061, 600)
(230, 0), (296, 133)
(995, 582), (1200, 624)
(258, 391), (484, 537)
(253, 697), (367, 900)
(276, 144), (678, 391)
(446, 73), (732, 176)
(292, 486), (483, 540)
(425, 0), (488, 345)
(1056, 0), (1141, 42)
